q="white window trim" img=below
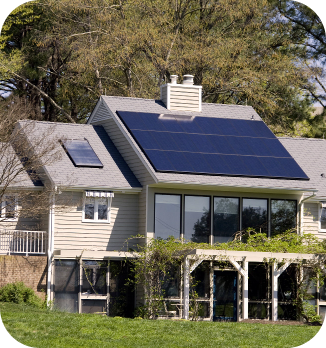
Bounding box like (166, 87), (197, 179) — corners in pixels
(1, 194), (18, 221)
(318, 202), (326, 233)
(82, 192), (113, 224)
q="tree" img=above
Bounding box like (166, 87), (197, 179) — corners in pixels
(0, 96), (61, 223)
(0, 0), (325, 134)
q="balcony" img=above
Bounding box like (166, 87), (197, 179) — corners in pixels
(0, 229), (47, 255)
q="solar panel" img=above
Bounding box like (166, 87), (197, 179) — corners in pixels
(116, 111), (309, 180)
(62, 139), (103, 168)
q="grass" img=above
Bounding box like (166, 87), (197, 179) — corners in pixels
(0, 302), (321, 348)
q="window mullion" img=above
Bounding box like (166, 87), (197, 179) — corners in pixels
(94, 198), (98, 221)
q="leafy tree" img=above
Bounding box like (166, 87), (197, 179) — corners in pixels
(0, 0), (325, 134)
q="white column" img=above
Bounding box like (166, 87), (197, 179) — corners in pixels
(272, 262), (290, 321)
(272, 263), (278, 321)
(183, 257), (190, 319)
(243, 261), (248, 319)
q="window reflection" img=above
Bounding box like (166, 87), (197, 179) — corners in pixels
(155, 194), (181, 239)
(213, 197), (239, 243)
(321, 207), (326, 230)
(85, 197), (95, 220)
(184, 196), (210, 243)
(271, 200), (296, 236)
(242, 198), (268, 234)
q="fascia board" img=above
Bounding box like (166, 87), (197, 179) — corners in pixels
(153, 181), (317, 194)
(87, 97), (103, 124)
(58, 186), (142, 193)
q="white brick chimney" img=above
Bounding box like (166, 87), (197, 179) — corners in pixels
(160, 74), (202, 112)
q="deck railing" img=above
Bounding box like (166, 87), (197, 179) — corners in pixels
(0, 229), (47, 255)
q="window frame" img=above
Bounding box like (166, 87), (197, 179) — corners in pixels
(0, 194), (18, 221)
(154, 193), (182, 239)
(270, 198), (297, 236)
(82, 194), (112, 224)
(319, 203), (326, 233)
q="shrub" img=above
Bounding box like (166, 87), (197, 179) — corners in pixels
(0, 282), (44, 308)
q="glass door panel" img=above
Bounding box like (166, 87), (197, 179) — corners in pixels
(213, 271), (237, 321)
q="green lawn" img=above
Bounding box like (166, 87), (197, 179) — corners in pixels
(0, 302), (321, 348)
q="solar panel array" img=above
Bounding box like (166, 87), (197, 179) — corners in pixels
(62, 139), (103, 168)
(116, 111), (309, 180)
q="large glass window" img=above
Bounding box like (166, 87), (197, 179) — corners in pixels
(155, 194), (181, 239)
(271, 200), (297, 236)
(213, 197), (239, 243)
(184, 196), (210, 243)
(242, 198), (268, 234)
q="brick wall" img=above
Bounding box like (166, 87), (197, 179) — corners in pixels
(0, 255), (47, 300)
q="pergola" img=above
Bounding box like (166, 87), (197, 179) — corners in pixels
(183, 249), (326, 321)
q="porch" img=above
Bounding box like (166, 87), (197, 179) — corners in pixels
(0, 229), (48, 256)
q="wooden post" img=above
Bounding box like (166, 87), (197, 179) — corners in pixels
(243, 261), (248, 319)
(271, 263), (278, 321)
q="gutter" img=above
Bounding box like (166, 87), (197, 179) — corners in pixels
(298, 192), (316, 236)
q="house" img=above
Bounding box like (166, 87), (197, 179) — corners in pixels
(1, 74), (326, 321)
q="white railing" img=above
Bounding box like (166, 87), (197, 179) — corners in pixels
(0, 230), (47, 255)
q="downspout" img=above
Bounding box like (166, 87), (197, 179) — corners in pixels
(298, 192), (316, 236)
(46, 189), (55, 307)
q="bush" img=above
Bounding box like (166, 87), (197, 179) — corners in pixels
(0, 282), (44, 308)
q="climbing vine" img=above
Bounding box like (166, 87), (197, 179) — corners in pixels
(130, 230), (326, 321)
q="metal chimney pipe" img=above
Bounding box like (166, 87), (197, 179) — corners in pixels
(182, 74), (194, 85)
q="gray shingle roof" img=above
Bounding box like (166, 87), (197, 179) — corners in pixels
(101, 96), (262, 121)
(100, 96), (316, 193)
(19, 121), (141, 190)
(279, 137), (326, 197)
(0, 142), (43, 188)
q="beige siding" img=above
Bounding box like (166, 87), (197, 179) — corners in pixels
(0, 199), (43, 231)
(54, 191), (139, 251)
(302, 202), (326, 239)
(160, 85), (201, 112)
(92, 102), (112, 123)
(302, 203), (319, 234)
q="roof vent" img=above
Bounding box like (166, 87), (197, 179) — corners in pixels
(160, 74), (202, 112)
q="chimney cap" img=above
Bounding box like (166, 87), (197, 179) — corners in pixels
(182, 74), (194, 85)
(170, 75), (178, 84)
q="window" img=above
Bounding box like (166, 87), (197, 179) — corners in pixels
(213, 197), (239, 243)
(242, 198), (268, 234)
(82, 191), (113, 223)
(320, 203), (326, 232)
(155, 194), (181, 239)
(0, 195), (18, 220)
(184, 196), (210, 243)
(271, 199), (297, 236)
